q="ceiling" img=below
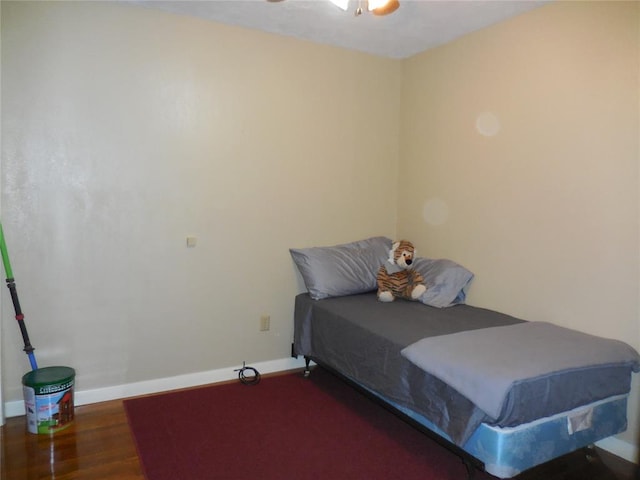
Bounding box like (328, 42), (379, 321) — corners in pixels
(128, 0), (550, 59)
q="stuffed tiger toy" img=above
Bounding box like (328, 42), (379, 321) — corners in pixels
(377, 240), (427, 302)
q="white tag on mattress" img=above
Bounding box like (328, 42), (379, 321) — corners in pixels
(567, 407), (594, 434)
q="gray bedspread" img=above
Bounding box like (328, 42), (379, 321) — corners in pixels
(293, 292), (638, 445)
(401, 321), (640, 419)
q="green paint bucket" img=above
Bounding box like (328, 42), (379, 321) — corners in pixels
(22, 366), (75, 434)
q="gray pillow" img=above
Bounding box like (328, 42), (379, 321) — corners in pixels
(290, 236), (392, 300)
(413, 257), (474, 308)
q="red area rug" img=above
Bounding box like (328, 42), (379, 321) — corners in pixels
(124, 367), (491, 480)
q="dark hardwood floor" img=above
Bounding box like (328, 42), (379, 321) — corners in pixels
(515, 446), (637, 480)
(1, 395), (638, 480)
(1, 400), (144, 480)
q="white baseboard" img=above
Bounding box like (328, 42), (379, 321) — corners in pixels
(4, 356), (309, 418)
(596, 436), (639, 464)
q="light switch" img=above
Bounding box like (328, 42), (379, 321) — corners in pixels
(260, 314), (270, 331)
(186, 236), (197, 248)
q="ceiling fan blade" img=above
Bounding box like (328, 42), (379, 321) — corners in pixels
(371, 0), (400, 16)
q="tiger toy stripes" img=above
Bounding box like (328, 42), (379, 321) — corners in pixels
(377, 240), (427, 302)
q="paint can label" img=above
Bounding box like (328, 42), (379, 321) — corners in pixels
(22, 367), (75, 434)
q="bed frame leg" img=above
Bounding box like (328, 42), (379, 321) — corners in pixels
(463, 458), (477, 479)
(584, 444), (598, 463)
(303, 357), (312, 378)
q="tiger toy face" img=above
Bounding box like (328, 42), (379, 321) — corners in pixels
(389, 240), (417, 269)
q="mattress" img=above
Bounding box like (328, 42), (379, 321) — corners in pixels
(293, 292), (637, 446)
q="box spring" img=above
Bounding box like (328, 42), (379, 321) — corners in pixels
(378, 388), (628, 478)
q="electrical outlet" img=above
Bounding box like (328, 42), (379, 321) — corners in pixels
(260, 314), (270, 332)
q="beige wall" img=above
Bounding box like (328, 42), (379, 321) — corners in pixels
(0, 1), (400, 400)
(399, 0), (639, 451)
(2, 0), (639, 461)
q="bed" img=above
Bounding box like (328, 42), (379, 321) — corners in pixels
(289, 237), (640, 479)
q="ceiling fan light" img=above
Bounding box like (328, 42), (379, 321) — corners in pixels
(329, 0), (349, 11)
(370, 0), (399, 15)
(367, 0), (386, 11)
